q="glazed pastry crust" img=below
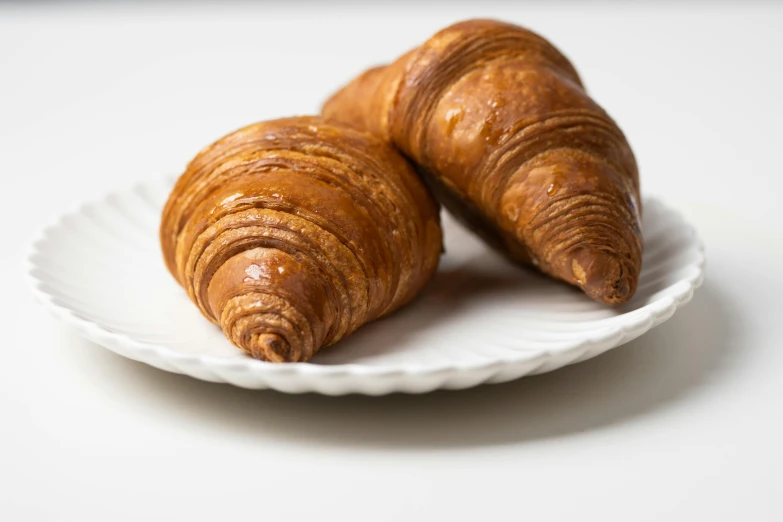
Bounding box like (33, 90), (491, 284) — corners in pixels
(323, 19), (642, 304)
(160, 116), (442, 362)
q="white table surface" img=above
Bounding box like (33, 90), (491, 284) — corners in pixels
(2, 2), (782, 520)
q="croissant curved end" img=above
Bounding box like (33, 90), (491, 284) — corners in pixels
(521, 187), (642, 305)
(249, 332), (292, 363)
(569, 247), (638, 305)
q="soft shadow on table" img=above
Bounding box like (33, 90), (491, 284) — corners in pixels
(69, 281), (735, 449)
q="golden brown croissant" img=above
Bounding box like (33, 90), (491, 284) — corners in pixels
(323, 19), (642, 304)
(160, 116), (442, 362)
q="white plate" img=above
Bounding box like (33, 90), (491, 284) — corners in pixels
(27, 176), (705, 395)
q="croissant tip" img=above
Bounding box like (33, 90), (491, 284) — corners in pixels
(570, 248), (638, 305)
(249, 333), (293, 363)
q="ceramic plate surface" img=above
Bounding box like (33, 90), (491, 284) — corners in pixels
(27, 176), (704, 395)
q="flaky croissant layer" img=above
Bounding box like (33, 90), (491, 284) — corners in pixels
(323, 19), (643, 304)
(160, 117), (442, 362)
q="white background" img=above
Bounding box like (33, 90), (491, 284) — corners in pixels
(2, 2), (782, 520)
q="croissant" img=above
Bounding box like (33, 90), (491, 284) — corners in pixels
(160, 117), (442, 362)
(323, 19), (642, 304)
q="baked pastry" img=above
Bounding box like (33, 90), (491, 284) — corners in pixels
(323, 19), (642, 304)
(160, 116), (442, 362)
